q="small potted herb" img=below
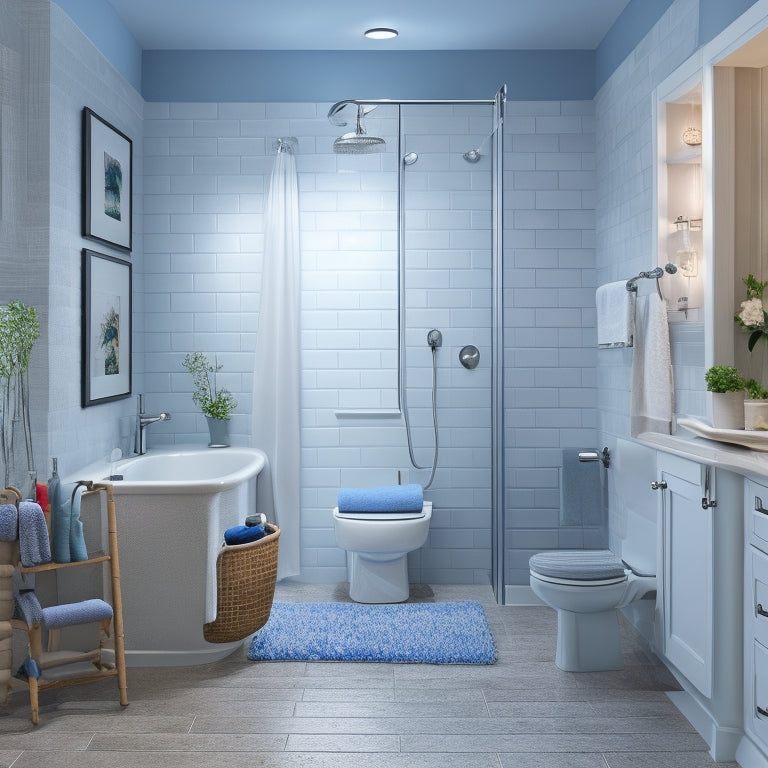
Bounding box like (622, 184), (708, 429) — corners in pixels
(182, 352), (238, 447)
(704, 365), (746, 430)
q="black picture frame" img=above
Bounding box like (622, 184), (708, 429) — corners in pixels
(82, 107), (132, 252)
(82, 249), (132, 407)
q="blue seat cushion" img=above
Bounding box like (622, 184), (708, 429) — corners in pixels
(529, 550), (626, 581)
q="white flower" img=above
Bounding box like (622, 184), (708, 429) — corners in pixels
(739, 297), (765, 328)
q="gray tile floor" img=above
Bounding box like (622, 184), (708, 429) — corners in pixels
(0, 584), (741, 767)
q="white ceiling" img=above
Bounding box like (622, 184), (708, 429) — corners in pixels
(105, 0), (632, 51)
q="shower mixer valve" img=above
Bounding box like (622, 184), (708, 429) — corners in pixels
(427, 329), (442, 348)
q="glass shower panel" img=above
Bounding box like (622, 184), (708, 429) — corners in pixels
(400, 104), (495, 587)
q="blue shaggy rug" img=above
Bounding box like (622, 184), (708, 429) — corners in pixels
(247, 600), (496, 664)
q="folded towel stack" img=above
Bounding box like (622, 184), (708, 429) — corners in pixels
(337, 483), (424, 514)
(18, 502), (51, 567)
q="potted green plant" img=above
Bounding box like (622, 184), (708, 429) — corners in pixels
(182, 352), (238, 447)
(705, 365), (746, 430)
(0, 301), (40, 487)
(745, 378), (768, 431)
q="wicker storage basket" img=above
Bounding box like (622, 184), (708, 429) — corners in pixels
(203, 523), (280, 643)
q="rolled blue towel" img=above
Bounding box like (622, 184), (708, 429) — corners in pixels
(0, 504), (17, 541)
(18, 501), (51, 567)
(337, 483), (424, 513)
(42, 598), (113, 629)
(224, 524), (266, 546)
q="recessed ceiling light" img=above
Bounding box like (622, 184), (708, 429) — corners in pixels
(364, 28), (398, 40)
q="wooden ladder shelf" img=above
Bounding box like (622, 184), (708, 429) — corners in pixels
(10, 481), (127, 723)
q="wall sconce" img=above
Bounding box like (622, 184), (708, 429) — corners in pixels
(672, 215), (698, 278)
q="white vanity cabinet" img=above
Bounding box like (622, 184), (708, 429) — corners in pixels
(658, 453), (714, 695)
(655, 452), (744, 761)
(743, 477), (768, 760)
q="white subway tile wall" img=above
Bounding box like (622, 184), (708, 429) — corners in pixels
(594, 0), (703, 554)
(504, 100), (598, 585)
(49, 5), (144, 475)
(141, 98), (597, 586)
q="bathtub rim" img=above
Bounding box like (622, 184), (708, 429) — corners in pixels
(64, 445), (267, 495)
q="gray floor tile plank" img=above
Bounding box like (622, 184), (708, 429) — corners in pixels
(0, 582), (733, 768)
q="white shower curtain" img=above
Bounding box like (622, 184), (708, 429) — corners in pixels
(252, 142), (300, 579)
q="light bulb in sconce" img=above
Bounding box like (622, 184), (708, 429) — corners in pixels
(677, 250), (698, 278)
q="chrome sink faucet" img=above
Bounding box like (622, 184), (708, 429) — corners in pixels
(135, 394), (171, 455)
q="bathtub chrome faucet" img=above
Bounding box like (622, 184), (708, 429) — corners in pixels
(135, 394), (171, 455)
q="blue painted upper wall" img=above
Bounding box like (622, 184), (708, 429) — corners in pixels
(53, 0), (766, 103)
(698, 0), (760, 45)
(142, 49), (593, 102)
(595, 0), (675, 91)
(53, 0), (142, 93)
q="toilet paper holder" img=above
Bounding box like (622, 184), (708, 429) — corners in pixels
(578, 447), (611, 468)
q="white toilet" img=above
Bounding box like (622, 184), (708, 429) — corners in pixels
(332, 502), (432, 603)
(529, 506), (657, 672)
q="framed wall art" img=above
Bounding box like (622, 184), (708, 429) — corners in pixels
(82, 249), (131, 407)
(82, 107), (132, 251)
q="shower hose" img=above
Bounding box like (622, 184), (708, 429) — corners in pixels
(402, 344), (439, 490)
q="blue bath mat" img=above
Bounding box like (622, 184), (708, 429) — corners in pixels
(247, 601), (496, 664)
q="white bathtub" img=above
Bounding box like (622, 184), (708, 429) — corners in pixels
(67, 446), (267, 666)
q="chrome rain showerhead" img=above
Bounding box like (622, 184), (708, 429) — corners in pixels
(463, 148), (482, 163)
(333, 104), (386, 154)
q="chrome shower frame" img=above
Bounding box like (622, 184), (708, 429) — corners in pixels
(329, 88), (507, 602)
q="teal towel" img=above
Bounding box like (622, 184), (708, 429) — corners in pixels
(69, 484), (88, 562)
(559, 449), (603, 527)
(51, 481), (73, 563)
(337, 484), (424, 513)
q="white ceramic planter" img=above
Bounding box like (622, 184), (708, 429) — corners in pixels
(711, 391), (745, 430)
(745, 399), (768, 431)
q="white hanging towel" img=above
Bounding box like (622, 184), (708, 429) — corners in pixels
(596, 281), (635, 348)
(631, 293), (674, 437)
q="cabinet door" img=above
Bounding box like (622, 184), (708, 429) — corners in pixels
(661, 456), (713, 697)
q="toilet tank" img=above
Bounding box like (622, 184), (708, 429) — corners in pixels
(612, 439), (658, 577)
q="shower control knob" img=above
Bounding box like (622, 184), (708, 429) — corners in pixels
(650, 480), (667, 490)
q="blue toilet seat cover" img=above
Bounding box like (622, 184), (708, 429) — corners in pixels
(529, 550), (626, 581)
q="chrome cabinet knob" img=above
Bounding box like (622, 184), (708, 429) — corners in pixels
(650, 480), (667, 490)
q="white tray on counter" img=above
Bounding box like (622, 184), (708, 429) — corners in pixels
(677, 417), (768, 452)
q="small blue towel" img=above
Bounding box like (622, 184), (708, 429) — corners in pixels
(14, 591), (43, 627)
(337, 484), (424, 513)
(18, 502), (51, 567)
(0, 504), (17, 541)
(224, 525), (266, 546)
(42, 598), (113, 629)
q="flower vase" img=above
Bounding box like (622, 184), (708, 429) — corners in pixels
(205, 417), (230, 448)
(711, 391), (745, 430)
(745, 400), (768, 431)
